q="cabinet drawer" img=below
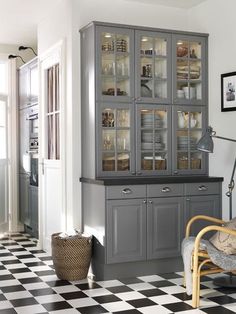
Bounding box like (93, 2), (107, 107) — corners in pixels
(185, 182), (220, 196)
(147, 184), (184, 198)
(106, 185), (146, 200)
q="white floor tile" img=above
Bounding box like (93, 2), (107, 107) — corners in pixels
(14, 304), (46, 314)
(159, 285), (186, 294)
(139, 304), (173, 314)
(116, 291), (145, 301)
(67, 297), (98, 308)
(0, 279), (20, 287)
(0, 300), (14, 310)
(150, 294), (182, 305)
(23, 282), (49, 290)
(52, 285), (80, 294)
(83, 288), (112, 297)
(35, 293), (65, 304)
(4, 290), (32, 300)
(96, 280), (124, 288)
(127, 282), (156, 291)
(13, 272), (38, 279)
(137, 275), (165, 282)
(102, 301), (134, 312)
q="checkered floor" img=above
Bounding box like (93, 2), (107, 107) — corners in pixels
(1, 234), (236, 314)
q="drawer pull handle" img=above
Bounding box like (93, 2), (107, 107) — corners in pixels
(148, 200), (153, 204)
(122, 188), (132, 194)
(161, 187), (171, 193)
(198, 185), (207, 191)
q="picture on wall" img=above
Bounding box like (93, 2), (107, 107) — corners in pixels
(221, 71), (236, 112)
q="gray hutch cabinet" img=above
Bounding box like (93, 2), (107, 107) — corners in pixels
(80, 21), (223, 280)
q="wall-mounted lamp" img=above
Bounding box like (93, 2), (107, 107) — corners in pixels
(8, 54), (25, 64)
(18, 46), (37, 56)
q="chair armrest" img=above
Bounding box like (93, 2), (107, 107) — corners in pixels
(193, 225), (236, 258)
(185, 215), (225, 238)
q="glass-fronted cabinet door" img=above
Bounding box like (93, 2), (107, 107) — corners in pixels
(96, 26), (134, 102)
(136, 104), (171, 176)
(173, 35), (206, 105)
(135, 31), (171, 103)
(172, 106), (207, 175)
(97, 103), (135, 177)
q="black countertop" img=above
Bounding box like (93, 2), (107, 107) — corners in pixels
(80, 176), (223, 186)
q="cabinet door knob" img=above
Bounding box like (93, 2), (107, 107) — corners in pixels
(148, 200), (153, 204)
(174, 170), (178, 174)
(161, 187), (171, 193)
(143, 200), (147, 204)
(122, 188), (132, 194)
(136, 171), (142, 175)
(186, 198), (190, 201)
(198, 185), (207, 191)
(131, 172), (136, 175)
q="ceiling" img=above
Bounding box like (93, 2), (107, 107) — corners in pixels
(0, 0), (61, 46)
(0, 0), (207, 47)
(124, 0), (207, 9)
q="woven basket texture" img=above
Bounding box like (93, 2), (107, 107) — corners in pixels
(51, 233), (92, 281)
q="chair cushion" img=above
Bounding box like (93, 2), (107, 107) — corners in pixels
(209, 217), (236, 255)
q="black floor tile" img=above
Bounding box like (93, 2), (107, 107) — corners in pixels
(119, 277), (144, 285)
(139, 288), (166, 297)
(0, 309), (17, 314)
(22, 243), (37, 248)
(10, 297), (38, 307)
(0, 294), (6, 301)
(93, 294), (121, 303)
(24, 261), (45, 267)
(34, 270), (55, 276)
(76, 282), (102, 290)
(76, 305), (108, 314)
(0, 274), (15, 281)
(202, 306), (236, 314)
(150, 280), (176, 288)
(29, 288), (56, 296)
(208, 295), (236, 305)
(173, 292), (192, 301)
(160, 273), (183, 279)
(8, 248), (27, 252)
(42, 301), (73, 311)
(46, 280), (71, 287)
(16, 254), (35, 259)
(128, 298), (157, 308)
(1, 259), (22, 265)
(2, 242), (16, 246)
(163, 302), (193, 312)
(29, 249), (45, 254)
(0, 253), (13, 257)
(107, 285), (133, 294)
(39, 256), (52, 261)
(19, 277), (43, 284)
(9, 267), (31, 274)
(115, 311), (141, 314)
(1, 285), (26, 293)
(60, 291), (88, 300)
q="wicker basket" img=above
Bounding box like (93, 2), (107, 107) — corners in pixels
(142, 159), (166, 170)
(178, 158), (201, 170)
(51, 233), (92, 281)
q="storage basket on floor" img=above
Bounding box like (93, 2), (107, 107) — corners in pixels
(51, 233), (92, 281)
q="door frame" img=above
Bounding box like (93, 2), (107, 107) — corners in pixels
(38, 40), (66, 250)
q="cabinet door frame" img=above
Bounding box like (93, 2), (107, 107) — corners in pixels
(96, 26), (135, 103)
(136, 103), (172, 176)
(96, 102), (135, 177)
(135, 30), (172, 104)
(172, 105), (208, 175)
(147, 196), (184, 259)
(184, 194), (221, 239)
(106, 198), (147, 264)
(172, 34), (207, 105)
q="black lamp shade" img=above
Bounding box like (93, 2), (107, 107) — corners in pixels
(197, 127), (214, 153)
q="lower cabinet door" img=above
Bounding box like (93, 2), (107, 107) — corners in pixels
(147, 197), (184, 259)
(184, 195), (221, 239)
(106, 199), (146, 264)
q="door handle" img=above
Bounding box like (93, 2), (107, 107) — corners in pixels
(161, 187), (171, 193)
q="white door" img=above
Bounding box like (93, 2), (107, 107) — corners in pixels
(0, 96), (9, 233)
(39, 42), (65, 252)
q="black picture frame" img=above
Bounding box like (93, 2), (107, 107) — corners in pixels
(221, 71), (236, 112)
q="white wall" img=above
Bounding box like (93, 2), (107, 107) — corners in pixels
(0, 44), (36, 66)
(188, 0), (236, 220)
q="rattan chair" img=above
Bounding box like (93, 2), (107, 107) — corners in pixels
(185, 215), (236, 308)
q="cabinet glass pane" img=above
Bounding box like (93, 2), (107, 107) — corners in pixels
(101, 32), (130, 97)
(101, 106), (131, 173)
(176, 40), (202, 101)
(139, 35), (168, 100)
(190, 152), (202, 170)
(177, 152), (189, 169)
(140, 108), (167, 172)
(177, 111), (202, 129)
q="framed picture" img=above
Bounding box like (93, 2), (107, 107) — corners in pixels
(221, 71), (236, 112)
